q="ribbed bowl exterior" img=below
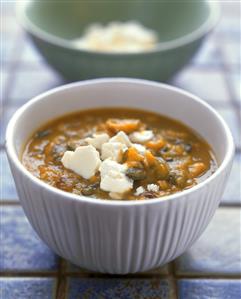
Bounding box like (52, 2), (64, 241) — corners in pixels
(9, 158), (232, 274)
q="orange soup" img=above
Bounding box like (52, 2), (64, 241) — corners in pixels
(22, 108), (217, 200)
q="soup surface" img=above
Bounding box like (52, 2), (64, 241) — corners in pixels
(22, 108), (217, 200)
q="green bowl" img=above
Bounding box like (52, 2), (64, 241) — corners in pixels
(17, 1), (219, 82)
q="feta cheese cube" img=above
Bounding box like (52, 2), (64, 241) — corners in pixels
(86, 133), (109, 150)
(101, 131), (132, 161)
(147, 184), (159, 192)
(101, 142), (127, 162)
(61, 145), (101, 179)
(100, 159), (133, 193)
(109, 192), (123, 200)
(100, 173), (133, 193)
(132, 143), (146, 154)
(130, 130), (154, 143)
(109, 131), (132, 147)
(135, 186), (145, 196)
(72, 21), (158, 53)
(99, 159), (127, 177)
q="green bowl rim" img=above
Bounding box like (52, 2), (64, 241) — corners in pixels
(16, 0), (220, 56)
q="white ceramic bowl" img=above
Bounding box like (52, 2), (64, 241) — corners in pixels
(6, 78), (234, 274)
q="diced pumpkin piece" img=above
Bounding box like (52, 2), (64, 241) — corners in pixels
(158, 180), (170, 190)
(106, 118), (141, 134)
(44, 142), (55, 157)
(89, 174), (100, 184)
(126, 161), (143, 168)
(144, 150), (156, 166)
(155, 159), (169, 180)
(125, 147), (144, 162)
(146, 139), (165, 151)
(188, 162), (207, 178)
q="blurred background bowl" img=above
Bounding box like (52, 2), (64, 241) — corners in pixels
(17, 0), (219, 82)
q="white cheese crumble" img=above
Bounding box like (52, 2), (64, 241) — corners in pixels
(72, 21), (158, 53)
(147, 184), (159, 193)
(61, 127), (157, 197)
(109, 192), (123, 200)
(61, 145), (101, 179)
(135, 186), (145, 196)
(101, 131), (131, 162)
(101, 142), (127, 162)
(86, 133), (109, 150)
(99, 159), (127, 176)
(100, 159), (133, 193)
(130, 130), (154, 143)
(109, 131), (132, 147)
(132, 143), (146, 154)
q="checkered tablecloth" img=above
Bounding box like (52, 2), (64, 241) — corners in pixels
(1, 1), (240, 299)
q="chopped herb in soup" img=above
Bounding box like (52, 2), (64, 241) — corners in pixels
(22, 108), (218, 200)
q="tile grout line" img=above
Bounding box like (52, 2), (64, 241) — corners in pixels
(55, 258), (68, 299)
(220, 202), (241, 208)
(1, 271), (241, 280)
(169, 262), (178, 299)
(224, 70), (241, 117)
(173, 274), (241, 280)
(0, 272), (58, 277)
(0, 201), (21, 205)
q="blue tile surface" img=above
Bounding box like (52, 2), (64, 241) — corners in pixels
(21, 39), (44, 63)
(0, 33), (15, 63)
(217, 108), (241, 148)
(229, 71), (241, 105)
(178, 279), (241, 299)
(2, 2), (15, 17)
(221, 38), (241, 66)
(1, 69), (9, 95)
(0, 278), (56, 299)
(8, 68), (62, 105)
(172, 68), (230, 104)
(175, 208), (241, 275)
(0, 206), (59, 271)
(66, 278), (174, 299)
(1, 106), (17, 143)
(0, 150), (18, 200)
(222, 153), (241, 205)
(192, 36), (221, 67)
(1, 2), (241, 299)
(215, 14), (241, 38)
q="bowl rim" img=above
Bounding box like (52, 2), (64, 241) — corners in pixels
(5, 78), (235, 206)
(16, 0), (220, 55)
